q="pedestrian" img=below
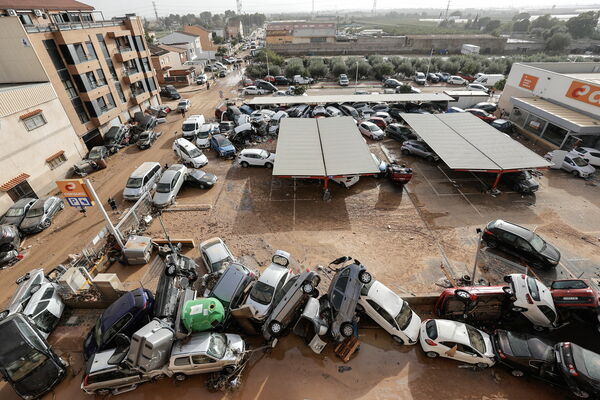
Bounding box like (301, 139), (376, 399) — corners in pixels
(207, 81), (210, 90)
(108, 197), (117, 212)
(164, 163), (169, 169)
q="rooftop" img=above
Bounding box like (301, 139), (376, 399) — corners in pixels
(0, 0), (94, 10)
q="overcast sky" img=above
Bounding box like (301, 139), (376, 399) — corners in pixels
(85, 0), (597, 19)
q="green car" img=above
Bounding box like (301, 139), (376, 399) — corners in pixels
(181, 298), (225, 332)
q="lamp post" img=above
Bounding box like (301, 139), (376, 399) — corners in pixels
(354, 61), (359, 92)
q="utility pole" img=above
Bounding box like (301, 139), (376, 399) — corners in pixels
(236, 0), (242, 14)
(444, 0), (451, 21)
(425, 48), (434, 84)
(355, 61), (359, 92)
(152, 1), (159, 23)
(372, 0), (377, 15)
(84, 179), (124, 250)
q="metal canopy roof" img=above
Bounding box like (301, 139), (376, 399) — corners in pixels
(247, 93), (453, 106)
(273, 117), (379, 177)
(512, 97), (600, 133)
(401, 113), (552, 172)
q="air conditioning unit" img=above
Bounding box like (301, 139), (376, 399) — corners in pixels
(6, 9), (17, 16)
(33, 9), (43, 17)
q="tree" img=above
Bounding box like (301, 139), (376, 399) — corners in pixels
(255, 49), (284, 66)
(396, 84), (414, 93)
(545, 32), (571, 52)
(331, 62), (348, 76)
(357, 61), (372, 79)
(494, 79), (506, 91)
(285, 60), (305, 78)
(308, 60), (328, 79)
(566, 12), (599, 39)
(144, 32), (154, 45)
(512, 12), (530, 21)
(484, 20), (501, 32)
(530, 14), (560, 30)
(372, 62), (394, 80)
(367, 55), (384, 66)
(512, 19), (530, 32)
(396, 61), (415, 78)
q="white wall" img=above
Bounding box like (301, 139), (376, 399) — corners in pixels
(0, 85), (85, 214)
(0, 17), (48, 84)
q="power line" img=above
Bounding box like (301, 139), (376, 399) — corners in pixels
(372, 0), (376, 15)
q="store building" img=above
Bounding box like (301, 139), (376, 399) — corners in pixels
(499, 62), (600, 150)
(0, 1), (160, 150)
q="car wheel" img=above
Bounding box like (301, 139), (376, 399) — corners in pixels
(268, 320), (283, 337)
(575, 390), (590, 399)
(42, 220), (51, 228)
(0, 310), (8, 319)
(401, 149), (410, 155)
(340, 322), (354, 338)
(476, 363), (489, 369)
(311, 289), (320, 298)
(502, 286), (513, 296)
(174, 373), (187, 382)
(572, 170), (580, 177)
(427, 156), (435, 162)
(165, 264), (177, 276)
(265, 162), (273, 169)
(454, 289), (471, 300)
(301, 282), (314, 294)
(223, 366), (235, 375)
(426, 351), (438, 358)
(392, 335), (404, 345)
(151, 374), (166, 382)
(199, 183), (206, 189)
(511, 369), (524, 377)
(59, 202), (65, 210)
(241, 161), (249, 168)
(358, 271), (372, 284)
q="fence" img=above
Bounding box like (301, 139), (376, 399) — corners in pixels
(115, 191), (154, 238)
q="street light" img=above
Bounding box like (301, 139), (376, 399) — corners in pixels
(355, 61), (359, 92)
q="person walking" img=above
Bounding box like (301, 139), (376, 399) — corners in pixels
(207, 81), (210, 90)
(108, 197), (117, 212)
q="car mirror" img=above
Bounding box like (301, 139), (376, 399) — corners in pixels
(114, 333), (130, 347)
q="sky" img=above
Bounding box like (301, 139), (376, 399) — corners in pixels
(84, 0), (598, 19)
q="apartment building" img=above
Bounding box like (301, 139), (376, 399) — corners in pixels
(149, 44), (194, 86)
(0, 0), (160, 150)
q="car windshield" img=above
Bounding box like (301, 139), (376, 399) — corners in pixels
(182, 123), (196, 132)
(25, 207), (43, 218)
(126, 177), (143, 188)
(5, 348), (48, 381)
(572, 345), (600, 381)
(156, 182), (172, 193)
(551, 280), (588, 290)
(572, 157), (588, 167)
(529, 234), (546, 252)
(466, 325), (486, 354)
(188, 147), (202, 158)
(219, 138), (233, 147)
(5, 207), (25, 217)
(249, 281), (275, 305)
(207, 333), (227, 359)
(395, 301), (413, 330)
(178, 101), (187, 107)
(368, 125), (380, 132)
(139, 133), (149, 140)
(32, 309), (58, 334)
(521, 170), (532, 180)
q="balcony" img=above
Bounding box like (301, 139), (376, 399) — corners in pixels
(25, 20), (124, 33)
(130, 90), (150, 105)
(91, 105), (121, 126)
(66, 58), (101, 76)
(78, 84), (110, 102)
(122, 68), (143, 84)
(114, 47), (136, 62)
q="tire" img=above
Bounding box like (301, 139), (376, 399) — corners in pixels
(392, 335), (404, 345)
(0, 310), (8, 319)
(165, 264), (176, 276)
(401, 149), (410, 155)
(223, 366), (235, 375)
(426, 351), (438, 358)
(241, 161), (249, 168)
(311, 289), (320, 298)
(42, 220), (51, 228)
(427, 156), (435, 162)
(454, 289), (471, 300)
(358, 271), (372, 284)
(476, 363), (489, 369)
(268, 320), (283, 337)
(199, 183), (206, 189)
(301, 282), (314, 294)
(187, 270), (198, 282)
(572, 170), (580, 177)
(575, 390), (590, 399)
(511, 370), (524, 377)
(174, 373), (187, 382)
(265, 162), (273, 169)
(340, 322), (354, 338)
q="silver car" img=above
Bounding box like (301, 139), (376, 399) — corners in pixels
(401, 140), (440, 162)
(152, 164), (187, 208)
(199, 237), (235, 274)
(19, 196), (64, 234)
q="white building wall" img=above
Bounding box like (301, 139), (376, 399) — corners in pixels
(0, 83), (85, 214)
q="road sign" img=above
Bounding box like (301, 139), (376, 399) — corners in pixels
(56, 179), (94, 207)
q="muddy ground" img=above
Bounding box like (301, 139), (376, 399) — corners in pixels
(1, 66), (599, 399)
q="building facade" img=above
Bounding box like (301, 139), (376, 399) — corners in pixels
(499, 62), (600, 150)
(266, 21), (336, 45)
(226, 18), (243, 39)
(158, 31), (203, 61)
(183, 24), (217, 60)
(0, 82), (86, 214)
(0, 1), (161, 150)
(149, 44), (190, 85)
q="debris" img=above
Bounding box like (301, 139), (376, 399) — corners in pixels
(387, 225), (391, 230)
(334, 336), (360, 363)
(435, 278), (453, 288)
(337, 366), (352, 373)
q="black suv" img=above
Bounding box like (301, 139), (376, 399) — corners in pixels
(160, 85), (180, 100)
(385, 123), (417, 143)
(482, 219), (560, 269)
(500, 171), (539, 194)
(556, 342), (600, 399)
(274, 76), (289, 86)
(103, 125), (128, 153)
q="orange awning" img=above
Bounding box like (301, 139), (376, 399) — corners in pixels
(0, 173), (30, 191)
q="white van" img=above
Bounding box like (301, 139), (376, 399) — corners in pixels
(474, 74), (505, 87)
(123, 162), (163, 201)
(172, 138), (208, 168)
(196, 123), (218, 148)
(181, 115), (206, 140)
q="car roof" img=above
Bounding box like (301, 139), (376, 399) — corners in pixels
(99, 289), (145, 332)
(500, 330), (554, 360)
(257, 264), (289, 287)
(171, 332), (213, 356)
(434, 319), (472, 344)
(241, 149), (264, 155)
(159, 169), (180, 182)
(130, 162), (160, 178)
(10, 197), (37, 209)
(491, 219), (534, 240)
(361, 121), (376, 126)
(365, 280), (404, 316)
(175, 138), (197, 150)
(202, 239), (230, 262)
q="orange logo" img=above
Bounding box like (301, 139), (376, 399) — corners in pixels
(56, 179), (91, 197)
(519, 74), (539, 90)
(566, 81), (600, 107)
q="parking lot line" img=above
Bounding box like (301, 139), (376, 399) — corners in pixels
(436, 165), (483, 217)
(413, 165), (440, 196)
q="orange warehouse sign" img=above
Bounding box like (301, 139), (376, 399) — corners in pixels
(56, 179), (95, 207)
(518, 74), (539, 90)
(566, 81), (600, 108)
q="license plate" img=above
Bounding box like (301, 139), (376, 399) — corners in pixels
(563, 297), (578, 300)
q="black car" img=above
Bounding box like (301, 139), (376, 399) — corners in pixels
(556, 342), (600, 399)
(160, 85), (180, 100)
(490, 119), (515, 134)
(274, 76), (289, 85)
(427, 73), (440, 83)
(0, 198), (37, 227)
(255, 79), (277, 93)
(472, 102), (498, 113)
(482, 219), (561, 269)
(103, 125), (128, 153)
(208, 263), (256, 325)
(371, 104), (390, 113)
(493, 330), (561, 380)
(388, 107), (406, 122)
(501, 170), (539, 194)
(383, 79), (402, 88)
(185, 169), (217, 189)
(385, 123), (417, 143)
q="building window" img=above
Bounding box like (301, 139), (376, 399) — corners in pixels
(106, 93), (116, 109)
(18, 14), (33, 25)
(310, 37), (326, 43)
(7, 181), (37, 202)
(510, 107), (528, 128)
(524, 114), (547, 136)
(96, 69), (107, 86)
(62, 78), (77, 98)
(85, 41), (97, 60)
(106, 60), (118, 80)
(23, 113), (47, 131)
(141, 58), (151, 72)
(73, 43), (87, 61)
(97, 96), (108, 113)
(114, 82), (126, 103)
(96, 34), (110, 58)
(47, 153), (67, 170)
(43, 39), (66, 70)
(542, 123), (569, 147)
(71, 97), (90, 123)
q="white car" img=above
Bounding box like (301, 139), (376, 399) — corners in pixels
(414, 72), (426, 85)
(177, 99), (191, 111)
(199, 237), (235, 274)
(332, 175), (359, 188)
(237, 149), (275, 168)
(152, 164), (188, 208)
(373, 111), (393, 124)
(504, 273), (558, 330)
(242, 86), (266, 95)
(339, 74), (349, 86)
(571, 146), (600, 167)
(447, 76), (467, 85)
(467, 83), (489, 93)
(245, 250), (293, 320)
(196, 123), (218, 149)
(274, 90), (288, 96)
(419, 319), (496, 368)
(544, 150), (596, 178)
(358, 121), (384, 140)
(249, 109), (275, 123)
(358, 280), (421, 345)
(173, 138), (208, 168)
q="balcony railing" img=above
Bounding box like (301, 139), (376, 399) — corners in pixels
(25, 20), (123, 33)
(118, 46), (133, 53)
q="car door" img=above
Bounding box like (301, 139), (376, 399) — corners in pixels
(190, 354), (219, 374)
(514, 237), (535, 260)
(366, 299), (399, 336)
(172, 172), (182, 195)
(454, 343), (484, 364)
(563, 157), (575, 172)
(170, 355), (192, 374)
(414, 144), (427, 158)
(496, 230), (518, 252)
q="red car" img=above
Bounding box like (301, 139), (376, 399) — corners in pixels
(366, 117), (387, 130)
(550, 279), (599, 309)
(456, 72), (475, 82)
(465, 108), (496, 123)
(263, 75), (275, 83)
(434, 285), (510, 322)
(242, 78), (254, 87)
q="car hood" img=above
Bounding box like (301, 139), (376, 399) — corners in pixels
(220, 145), (236, 152)
(19, 217), (41, 230)
(540, 243), (561, 263)
(403, 311), (422, 343)
(12, 358), (63, 399)
(246, 298), (270, 320)
(153, 192), (173, 207)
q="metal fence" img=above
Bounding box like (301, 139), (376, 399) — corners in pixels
(115, 192), (154, 238)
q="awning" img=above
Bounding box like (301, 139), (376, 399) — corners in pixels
(19, 109), (42, 120)
(400, 113), (552, 172)
(273, 117), (379, 177)
(512, 97), (600, 134)
(247, 93), (453, 106)
(46, 150), (65, 163)
(0, 173), (30, 191)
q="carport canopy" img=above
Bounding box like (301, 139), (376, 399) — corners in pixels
(400, 112), (552, 176)
(246, 93), (453, 106)
(273, 117), (379, 179)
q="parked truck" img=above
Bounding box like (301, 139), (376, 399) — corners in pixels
(293, 75), (314, 85)
(461, 44), (480, 55)
(473, 73), (505, 87)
